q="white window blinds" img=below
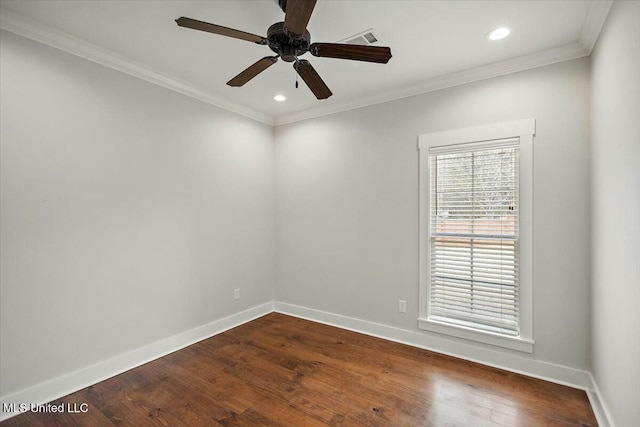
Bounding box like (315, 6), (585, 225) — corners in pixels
(428, 138), (520, 336)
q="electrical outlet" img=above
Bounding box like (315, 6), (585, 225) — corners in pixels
(234, 288), (240, 301)
(398, 300), (407, 313)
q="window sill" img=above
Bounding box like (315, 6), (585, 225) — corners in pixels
(418, 317), (534, 353)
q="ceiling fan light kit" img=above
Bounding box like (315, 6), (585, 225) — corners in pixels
(175, 0), (392, 100)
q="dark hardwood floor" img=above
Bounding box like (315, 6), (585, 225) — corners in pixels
(1, 313), (597, 426)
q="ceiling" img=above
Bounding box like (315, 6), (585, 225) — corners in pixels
(0, 0), (611, 125)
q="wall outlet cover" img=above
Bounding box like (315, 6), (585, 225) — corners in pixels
(399, 300), (407, 313)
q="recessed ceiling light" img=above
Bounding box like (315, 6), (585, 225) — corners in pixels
(487, 27), (511, 41)
(274, 94), (286, 102)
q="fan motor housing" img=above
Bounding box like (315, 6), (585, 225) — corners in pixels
(267, 22), (310, 62)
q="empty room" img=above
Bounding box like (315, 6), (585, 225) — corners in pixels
(0, 0), (638, 426)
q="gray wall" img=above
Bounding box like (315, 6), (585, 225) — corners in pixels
(0, 31), (275, 396)
(591, 1), (640, 425)
(5, 7), (637, 420)
(275, 57), (592, 370)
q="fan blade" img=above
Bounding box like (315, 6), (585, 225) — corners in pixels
(294, 60), (332, 100)
(227, 57), (278, 87)
(176, 17), (267, 45)
(310, 43), (392, 64)
(284, 0), (317, 37)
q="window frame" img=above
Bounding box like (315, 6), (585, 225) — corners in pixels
(418, 119), (535, 353)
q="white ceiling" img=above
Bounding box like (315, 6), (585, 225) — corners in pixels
(0, 0), (611, 125)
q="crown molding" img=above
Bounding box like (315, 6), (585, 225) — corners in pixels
(0, 9), (275, 126)
(1, 1), (612, 128)
(275, 42), (589, 125)
(579, 0), (613, 53)
(275, 0), (612, 125)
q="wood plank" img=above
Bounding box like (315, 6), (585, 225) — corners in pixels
(0, 313), (597, 426)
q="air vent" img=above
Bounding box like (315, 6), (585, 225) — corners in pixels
(340, 29), (378, 45)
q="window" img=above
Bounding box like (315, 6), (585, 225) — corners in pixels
(418, 119), (535, 352)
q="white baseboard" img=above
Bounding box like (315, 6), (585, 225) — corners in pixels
(587, 373), (615, 427)
(1, 300), (610, 425)
(0, 302), (274, 422)
(273, 302), (592, 390)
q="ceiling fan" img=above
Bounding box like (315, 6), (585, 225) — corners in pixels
(175, 0), (392, 100)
